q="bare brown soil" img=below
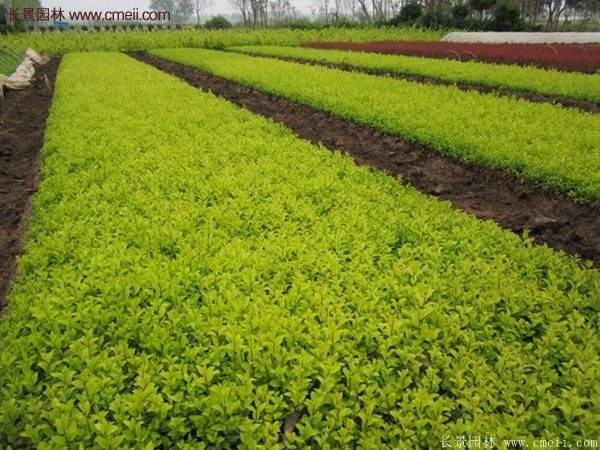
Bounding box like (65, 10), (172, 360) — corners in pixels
(0, 59), (59, 311)
(230, 50), (600, 114)
(305, 41), (600, 73)
(133, 52), (600, 267)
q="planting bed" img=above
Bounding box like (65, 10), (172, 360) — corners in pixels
(231, 46), (600, 112)
(0, 58), (58, 309)
(1, 52), (599, 449)
(0, 28), (442, 56)
(305, 41), (600, 73)
(135, 52), (600, 266)
(151, 49), (600, 202)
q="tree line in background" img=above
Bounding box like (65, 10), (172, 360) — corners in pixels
(306, 0), (600, 30)
(157, 0), (600, 30)
(1, 0), (600, 32)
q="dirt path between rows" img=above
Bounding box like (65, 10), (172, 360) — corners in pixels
(132, 52), (600, 268)
(228, 50), (600, 114)
(0, 59), (59, 311)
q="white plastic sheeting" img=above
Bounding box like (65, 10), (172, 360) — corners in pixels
(442, 32), (600, 44)
(0, 49), (49, 95)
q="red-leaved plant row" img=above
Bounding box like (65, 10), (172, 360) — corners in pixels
(304, 41), (600, 73)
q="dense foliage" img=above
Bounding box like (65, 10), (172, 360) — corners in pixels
(1, 52), (599, 448)
(392, 0), (525, 31)
(152, 48), (600, 202)
(0, 47), (22, 76)
(0, 27), (441, 55)
(387, 0), (599, 31)
(230, 45), (600, 102)
(204, 16), (233, 30)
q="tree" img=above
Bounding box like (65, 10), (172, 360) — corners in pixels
(204, 14), (232, 27)
(176, 0), (194, 22)
(230, 0), (269, 25)
(394, 2), (423, 22)
(544, 0), (567, 27)
(452, 2), (471, 21)
(270, 0), (298, 24)
(195, 0), (213, 25)
(493, 0), (522, 28)
(230, 0), (250, 24)
(149, 0), (194, 23)
(469, 0), (497, 17)
(355, 0), (372, 21)
(1, 0), (9, 26)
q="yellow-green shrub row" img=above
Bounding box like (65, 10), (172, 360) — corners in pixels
(152, 48), (600, 203)
(1, 27), (441, 55)
(1, 52), (599, 449)
(231, 45), (600, 103)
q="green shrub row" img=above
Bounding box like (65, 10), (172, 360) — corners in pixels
(152, 48), (600, 203)
(230, 45), (600, 103)
(0, 27), (441, 55)
(1, 52), (599, 449)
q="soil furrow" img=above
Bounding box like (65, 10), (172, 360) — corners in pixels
(228, 50), (600, 114)
(132, 52), (600, 268)
(0, 58), (59, 311)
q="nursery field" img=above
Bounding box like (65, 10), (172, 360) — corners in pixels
(305, 41), (600, 73)
(0, 51), (599, 449)
(1, 29), (600, 449)
(151, 48), (600, 202)
(231, 45), (600, 105)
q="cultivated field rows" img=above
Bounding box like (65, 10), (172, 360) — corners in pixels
(230, 45), (600, 105)
(1, 52), (599, 449)
(134, 51), (600, 265)
(151, 48), (600, 202)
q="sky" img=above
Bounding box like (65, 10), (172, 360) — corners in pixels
(40, 0), (317, 18)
